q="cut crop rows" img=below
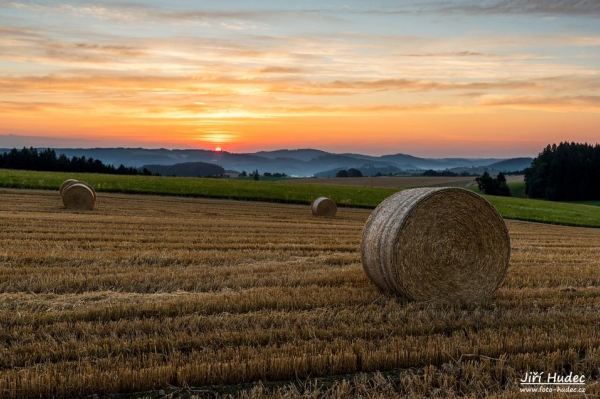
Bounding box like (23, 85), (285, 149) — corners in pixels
(0, 189), (599, 398)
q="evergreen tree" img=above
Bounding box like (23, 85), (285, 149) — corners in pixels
(525, 142), (600, 201)
(347, 168), (363, 177)
(0, 147), (143, 176)
(476, 171), (511, 196)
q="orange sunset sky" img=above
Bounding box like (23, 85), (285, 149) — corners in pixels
(1, 1), (599, 157)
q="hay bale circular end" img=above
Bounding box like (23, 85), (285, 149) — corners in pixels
(59, 179), (79, 196)
(78, 181), (97, 201)
(62, 183), (96, 210)
(361, 187), (510, 303)
(312, 197), (337, 217)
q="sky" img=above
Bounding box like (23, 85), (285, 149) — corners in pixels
(0, 0), (599, 157)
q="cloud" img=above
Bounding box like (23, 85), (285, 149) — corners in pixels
(0, 1), (144, 21)
(197, 131), (239, 143)
(479, 94), (600, 111)
(277, 1), (600, 18)
(8, 2), (356, 38)
(268, 78), (538, 95)
(279, 103), (443, 114)
(0, 72), (554, 112)
(0, 26), (39, 37)
(0, 100), (58, 112)
(152, 10), (270, 22)
(401, 51), (495, 58)
(0, 24), (148, 67)
(71, 43), (143, 54)
(0, 2), (332, 26)
(185, 103), (446, 118)
(59, 4), (141, 22)
(259, 66), (304, 74)
(434, 0), (600, 18)
(41, 41), (146, 63)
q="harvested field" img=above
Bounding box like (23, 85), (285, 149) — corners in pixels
(1, 188), (599, 398)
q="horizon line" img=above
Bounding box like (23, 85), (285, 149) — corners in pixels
(0, 144), (536, 160)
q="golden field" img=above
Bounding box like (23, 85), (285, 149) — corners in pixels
(0, 188), (599, 398)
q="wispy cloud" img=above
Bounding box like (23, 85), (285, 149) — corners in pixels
(0, 73), (542, 97)
(303, 1), (600, 18)
(43, 41), (146, 63)
(0, 26), (39, 37)
(480, 94), (600, 111)
(0, 2), (333, 28)
(401, 51), (494, 58)
(268, 78), (539, 95)
(0, 1), (149, 22)
(423, 0), (600, 18)
(259, 66), (304, 74)
(0, 100), (59, 112)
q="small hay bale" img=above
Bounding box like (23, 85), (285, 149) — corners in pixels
(311, 197), (337, 217)
(59, 179), (79, 196)
(62, 183), (96, 210)
(361, 187), (510, 303)
(77, 181), (97, 201)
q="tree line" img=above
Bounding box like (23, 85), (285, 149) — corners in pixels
(336, 168), (363, 177)
(525, 142), (600, 201)
(422, 169), (475, 177)
(476, 171), (511, 196)
(143, 162), (223, 177)
(0, 147), (152, 175)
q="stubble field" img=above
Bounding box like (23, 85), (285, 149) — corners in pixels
(1, 188), (599, 398)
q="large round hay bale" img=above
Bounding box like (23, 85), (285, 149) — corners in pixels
(62, 183), (96, 210)
(361, 187), (510, 303)
(311, 197), (337, 217)
(59, 179), (79, 196)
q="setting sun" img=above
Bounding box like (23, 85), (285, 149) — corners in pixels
(215, 147), (222, 152)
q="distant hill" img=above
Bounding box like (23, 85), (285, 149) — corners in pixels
(486, 157), (533, 172)
(143, 162), (224, 177)
(254, 149), (330, 162)
(381, 153), (503, 170)
(0, 146), (531, 177)
(314, 164), (403, 178)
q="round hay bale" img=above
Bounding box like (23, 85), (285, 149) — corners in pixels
(62, 183), (96, 210)
(361, 187), (510, 303)
(77, 181), (97, 202)
(59, 179), (79, 196)
(311, 197), (337, 217)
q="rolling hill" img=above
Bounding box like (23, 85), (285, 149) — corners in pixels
(0, 146), (532, 177)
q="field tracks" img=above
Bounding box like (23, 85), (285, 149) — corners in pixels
(1, 189), (599, 398)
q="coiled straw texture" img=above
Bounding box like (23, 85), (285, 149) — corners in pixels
(62, 182), (96, 210)
(361, 187), (510, 303)
(311, 197), (337, 217)
(59, 179), (79, 196)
